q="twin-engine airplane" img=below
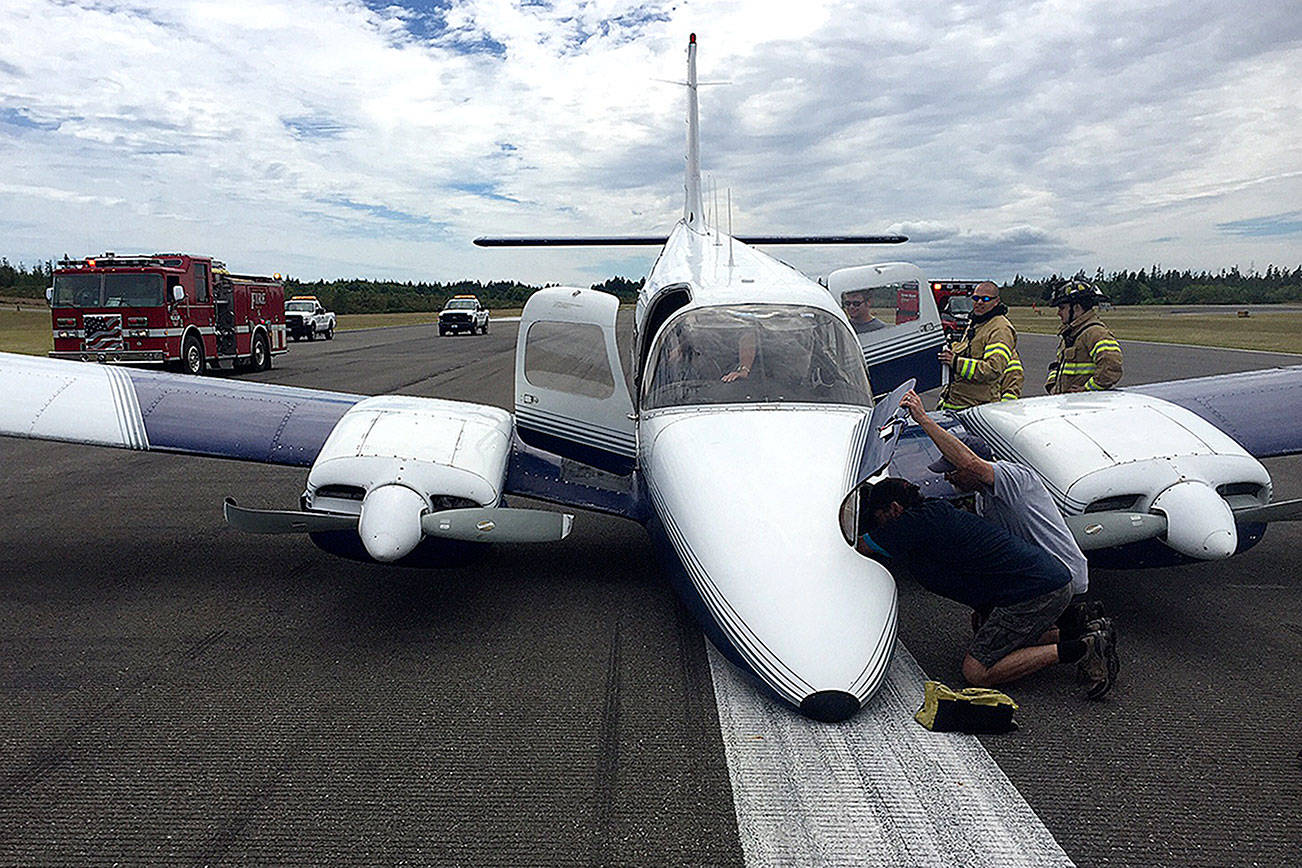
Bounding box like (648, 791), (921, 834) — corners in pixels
(4, 36), (1302, 722)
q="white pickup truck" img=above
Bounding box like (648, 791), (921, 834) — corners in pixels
(285, 297), (336, 341)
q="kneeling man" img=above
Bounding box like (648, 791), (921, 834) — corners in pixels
(860, 478), (1117, 698)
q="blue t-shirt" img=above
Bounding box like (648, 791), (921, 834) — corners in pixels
(862, 499), (1070, 609)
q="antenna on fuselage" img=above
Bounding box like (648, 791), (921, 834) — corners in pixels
(727, 188), (735, 269)
(684, 33), (704, 233)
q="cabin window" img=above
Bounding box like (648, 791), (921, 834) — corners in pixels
(643, 305), (872, 410)
(524, 321), (616, 399)
(193, 263), (210, 303)
(839, 279), (922, 338)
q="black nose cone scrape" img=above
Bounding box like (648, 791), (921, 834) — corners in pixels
(800, 690), (861, 723)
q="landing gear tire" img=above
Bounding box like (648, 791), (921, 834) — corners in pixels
(251, 333), (270, 372)
(182, 335), (205, 376)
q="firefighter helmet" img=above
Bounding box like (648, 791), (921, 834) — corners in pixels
(1051, 280), (1106, 309)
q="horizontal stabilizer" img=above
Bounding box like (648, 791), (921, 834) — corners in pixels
(474, 234), (907, 247)
(1064, 511), (1168, 551)
(421, 507), (574, 542)
(1233, 496), (1302, 523)
(223, 498), (358, 534)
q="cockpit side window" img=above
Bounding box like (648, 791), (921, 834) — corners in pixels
(643, 305), (872, 410)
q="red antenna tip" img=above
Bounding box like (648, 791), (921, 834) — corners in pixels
(689, 33), (696, 44)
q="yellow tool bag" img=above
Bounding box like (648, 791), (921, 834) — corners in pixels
(914, 681), (1019, 734)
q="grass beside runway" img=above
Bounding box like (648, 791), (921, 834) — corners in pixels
(1005, 306), (1302, 354)
(4, 304), (1298, 356)
(0, 308), (527, 356)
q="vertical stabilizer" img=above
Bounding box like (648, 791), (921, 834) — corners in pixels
(684, 34), (704, 230)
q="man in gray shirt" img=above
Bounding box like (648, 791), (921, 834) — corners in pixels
(898, 389), (1117, 693)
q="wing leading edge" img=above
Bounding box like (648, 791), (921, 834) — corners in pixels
(1127, 365), (1302, 458)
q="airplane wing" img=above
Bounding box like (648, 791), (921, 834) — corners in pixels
(474, 234), (908, 247)
(1126, 365), (1302, 458)
(0, 351), (359, 465)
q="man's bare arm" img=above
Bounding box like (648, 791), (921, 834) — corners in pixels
(898, 390), (995, 485)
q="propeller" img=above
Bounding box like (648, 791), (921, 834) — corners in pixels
(224, 492), (574, 564)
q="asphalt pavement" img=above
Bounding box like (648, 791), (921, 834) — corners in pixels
(0, 322), (1298, 866)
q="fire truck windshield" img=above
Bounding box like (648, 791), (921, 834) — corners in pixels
(53, 273), (165, 308)
(947, 295), (974, 314)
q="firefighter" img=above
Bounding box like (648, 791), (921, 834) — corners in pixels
(1046, 281), (1123, 393)
(937, 282), (1018, 410)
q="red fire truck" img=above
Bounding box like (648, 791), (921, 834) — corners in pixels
(47, 253), (288, 375)
(930, 279), (982, 340)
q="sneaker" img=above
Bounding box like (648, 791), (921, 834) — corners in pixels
(1077, 629), (1118, 700)
(1085, 616), (1117, 646)
(1060, 600), (1106, 639)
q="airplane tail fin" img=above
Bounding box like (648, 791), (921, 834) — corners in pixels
(684, 33), (704, 230)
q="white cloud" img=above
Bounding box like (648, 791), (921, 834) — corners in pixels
(0, 0), (1298, 284)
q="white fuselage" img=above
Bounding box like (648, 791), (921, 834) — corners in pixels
(632, 222), (898, 716)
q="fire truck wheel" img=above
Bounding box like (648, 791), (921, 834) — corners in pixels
(182, 335), (205, 376)
(252, 333), (271, 371)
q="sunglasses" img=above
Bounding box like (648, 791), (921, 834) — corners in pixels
(842, 299), (866, 308)
(972, 295), (997, 302)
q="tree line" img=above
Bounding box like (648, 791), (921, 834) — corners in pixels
(5, 256), (1301, 310)
(1001, 265), (1302, 306)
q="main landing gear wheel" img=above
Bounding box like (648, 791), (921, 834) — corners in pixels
(182, 335), (205, 376)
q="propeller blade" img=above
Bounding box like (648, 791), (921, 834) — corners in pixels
(224, 498), (358, 534)
(1233, 496), (1302, 523)
(421, 507), (574, 543)
(1064, 511), (1168, 551)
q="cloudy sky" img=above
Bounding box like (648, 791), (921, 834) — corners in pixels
(2, 0), (1299, 286)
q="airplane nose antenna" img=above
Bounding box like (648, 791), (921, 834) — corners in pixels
(1150, 480), (1237, 560)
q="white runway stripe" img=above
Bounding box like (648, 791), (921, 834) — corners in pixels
(709, 641), (1073, 867)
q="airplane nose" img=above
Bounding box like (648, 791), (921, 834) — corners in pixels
(800, 690), (862, 723)
(1199, 528), (1237, 560)
(1151, 480), (1237, 560)
(358, 484), (427, 562)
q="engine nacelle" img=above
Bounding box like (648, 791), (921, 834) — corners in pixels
(303, 395), (514, 562)
(962, 392), (1271, 561)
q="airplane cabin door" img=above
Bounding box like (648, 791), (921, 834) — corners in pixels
(515, 287), (637, 474)
(829, 262), (945, 395)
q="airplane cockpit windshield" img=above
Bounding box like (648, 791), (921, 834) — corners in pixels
(643, 305), (873, 410)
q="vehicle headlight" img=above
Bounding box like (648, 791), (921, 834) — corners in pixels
(58, 330), (70, 338)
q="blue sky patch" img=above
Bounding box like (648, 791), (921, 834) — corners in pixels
(1216, 211), (1302, 238)
(324, 196), (440, 226)
(0, 108), (60, 131)
(283, 116), (349, 139)
(451, 181), (519, 203)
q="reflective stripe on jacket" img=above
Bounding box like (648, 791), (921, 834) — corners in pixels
(1000, 352), (1024, 401)
(939, 313), (1016, 410)
(1046, 311), (1122, 393)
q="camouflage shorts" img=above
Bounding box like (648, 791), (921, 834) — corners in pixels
(969, 583), (1073, 668)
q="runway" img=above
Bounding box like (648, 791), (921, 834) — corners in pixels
(0, 322), (1298, 865)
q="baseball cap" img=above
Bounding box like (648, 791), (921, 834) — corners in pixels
(927, 435), (994, 473)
